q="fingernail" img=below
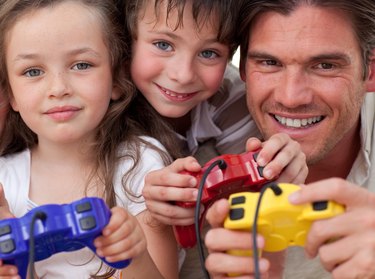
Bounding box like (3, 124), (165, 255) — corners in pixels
(288, 192), (300, 204)
(259, 259), (269, 271)
(263, 168), (273, 179)
(189, 178), (197, 187)
(96, 249), (103, 257)
(257, 157), (266, 166)
(192, 189), (198, 198)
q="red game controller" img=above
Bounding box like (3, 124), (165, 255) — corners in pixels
(173, 151), (273, 248)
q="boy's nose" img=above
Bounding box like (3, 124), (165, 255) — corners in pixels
(167, 56), (196, 85)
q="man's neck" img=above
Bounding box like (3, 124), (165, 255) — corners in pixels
(306, 122), (361, 184)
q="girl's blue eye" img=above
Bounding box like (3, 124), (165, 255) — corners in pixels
(24, 69), (42, 77)
(200, 50), (218, 59)
(154, 41), (172, 51)
(73, 63), (91, 70)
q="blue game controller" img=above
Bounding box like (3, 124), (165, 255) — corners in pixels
(0, 197), (131, 279)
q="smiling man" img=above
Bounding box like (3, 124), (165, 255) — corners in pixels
(204, 1), (375, 278)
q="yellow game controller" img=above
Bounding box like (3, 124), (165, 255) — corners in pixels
(224, 183), (345, 254)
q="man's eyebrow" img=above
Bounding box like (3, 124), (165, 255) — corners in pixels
(308, 53), (352, 64)
(246, 51), (278, 60)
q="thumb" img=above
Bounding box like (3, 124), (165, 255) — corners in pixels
(0, 184), (14, 219)
(206, 199), (230, 228)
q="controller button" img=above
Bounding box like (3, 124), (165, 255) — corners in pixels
(231, 196), (246, 205)
(0, 239), (15, 254)
(229, 208), (244, 220)
(76, 202), (92, 213)
(79, 216), (97, 231)
(257, 166), (264, 177)
(0, 225), (11, 236)
(313, 201), (328, 211)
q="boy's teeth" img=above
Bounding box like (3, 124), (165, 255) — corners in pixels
(274, 115), (323, 128)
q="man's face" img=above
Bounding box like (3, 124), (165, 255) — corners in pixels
(241, 6), (371, 164)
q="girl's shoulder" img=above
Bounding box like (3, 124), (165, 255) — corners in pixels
(0, 149), (31, 172)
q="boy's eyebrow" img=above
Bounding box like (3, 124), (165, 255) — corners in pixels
(13, 47), (101, 62)
(151, 30), (220, 44)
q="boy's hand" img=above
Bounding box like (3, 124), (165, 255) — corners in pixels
(142, 157), (202, 226)
(94, 207), (146, 263)
(247, 133), (308, 184)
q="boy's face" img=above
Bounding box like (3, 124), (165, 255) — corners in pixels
(241, 6), (374, 165)
(130, 1), (230, 118)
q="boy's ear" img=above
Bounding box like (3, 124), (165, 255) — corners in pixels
(366, 49), (375, 92)
(111, 86), (122, 100)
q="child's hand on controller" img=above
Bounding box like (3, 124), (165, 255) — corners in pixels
(94, 207), (147, 263)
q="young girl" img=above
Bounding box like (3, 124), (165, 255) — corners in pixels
(0, 89), (7, 134)
(123, 1), (307, 278)
(0, 0), (178, 278)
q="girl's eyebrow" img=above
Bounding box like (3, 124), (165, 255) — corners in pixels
(13, 47), (101, 62)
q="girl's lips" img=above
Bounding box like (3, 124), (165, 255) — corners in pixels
(45, 106), (81, 121)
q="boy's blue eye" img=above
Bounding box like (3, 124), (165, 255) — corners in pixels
(154, 41), (172, 51)
(24, 69), (43, 77)
(200, 50), (218, 59)
(73, 63), (91, 70)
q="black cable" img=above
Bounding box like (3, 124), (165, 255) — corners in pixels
(28, 211), (47, 279)
(253, 183), (282, 279)
(195, 159), (227, 279)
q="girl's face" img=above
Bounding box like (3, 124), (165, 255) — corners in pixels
(6, 1), (119, 145)
(130, 1), (230, 118)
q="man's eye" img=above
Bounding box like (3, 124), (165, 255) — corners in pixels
(154, 41), (172, 51)
(264, 60), (278, 66)
(319, 63), (334, 70)
(73, 63), (91, 70)
(24, 69), (43, 77)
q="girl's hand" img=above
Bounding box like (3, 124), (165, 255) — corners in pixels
(246, 133), (308, 184)
(0, 260), (20, 279)
(94, 207), (146, 263)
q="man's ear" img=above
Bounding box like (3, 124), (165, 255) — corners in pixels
(366, 49), (375, 92)
(239, 57), (246, 82)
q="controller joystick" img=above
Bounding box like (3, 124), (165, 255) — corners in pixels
(0, 197), (131, 279)
(173, 151), (273, 248)
(224, 183), (345, 255)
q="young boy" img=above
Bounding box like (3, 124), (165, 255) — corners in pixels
(124, 1), (308, 278)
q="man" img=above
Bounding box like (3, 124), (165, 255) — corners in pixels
(205, 0), (375, 278)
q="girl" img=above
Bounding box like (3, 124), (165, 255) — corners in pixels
(0, 0), (178, 278)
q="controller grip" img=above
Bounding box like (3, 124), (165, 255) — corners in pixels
(173, 224), (197, 248)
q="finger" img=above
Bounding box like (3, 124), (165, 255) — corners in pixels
(0, 184), (13, 219)
(306, 209), (375, 258)
(143, 184), (197, 203)
(145, 199), (196, 225)
(144, 157), (201, 187)
(245, 137), (262, 152)
(205, 228), (264, 252)
(288, 178), (375, 208)
(330, 246), (375, 279)
(205, 253), (270, 277)
(255, 133), (293, 166)
(102, 207), (130, 237)
(274, 152), (308, 184)
(205, 199), (230, 228)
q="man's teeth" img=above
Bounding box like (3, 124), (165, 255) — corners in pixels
(274, 115), (323, 128)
